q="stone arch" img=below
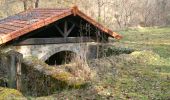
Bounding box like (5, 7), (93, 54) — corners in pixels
(16, 43), (89, 64)
(45, 50), (77, 65)
(41, 48), (80, 62)
(38, 44), (87, 62)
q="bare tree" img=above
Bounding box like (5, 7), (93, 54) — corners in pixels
(20, 0), (39, 11)
(139, 0), (153, 26)
(20, 0), (27, 10)
(35, 0), (39, 8)
(1, 0), (170, 27)
(97, 0), (106, 22)
(113, 0), (137, 28)
(155, 0), (168, 26)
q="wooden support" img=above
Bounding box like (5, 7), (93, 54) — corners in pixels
(16, 55), (22, 91)
(64, 21), (68, 37)
(7, 52), (16, 88)
(55, 21), (75, 38)
(15, 37), (96, 45)
(7, 51), (23, 90)
(66, 24), (75, 37)
(54, 25), (64, 37)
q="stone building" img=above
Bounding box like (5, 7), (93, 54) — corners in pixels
(0, 6), (121, 65)
(0, 6), (122, 92)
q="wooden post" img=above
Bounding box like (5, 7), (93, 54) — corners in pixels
(16, 53), (22, 91)
(7, 52), (16, 88)
(7, 51), (23, 90)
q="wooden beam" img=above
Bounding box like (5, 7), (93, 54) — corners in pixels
(64, 21), (67, 37)
(54, 25), (64, 37)
(65, 24), (75, 37)
(15, 37), (96, 45)
(55, 21), (75, 38)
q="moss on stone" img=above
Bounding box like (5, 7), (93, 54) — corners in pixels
(21, 56), (92, 96)
(0, 87), (24, 100)
(51, 71), (73, 82)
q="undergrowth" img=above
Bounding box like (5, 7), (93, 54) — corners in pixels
(88, 50), (170, 100)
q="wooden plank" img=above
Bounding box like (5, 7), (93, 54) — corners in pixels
(15, 37), (96, 45)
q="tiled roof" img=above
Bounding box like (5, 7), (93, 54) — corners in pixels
(0, 6), (122, 44)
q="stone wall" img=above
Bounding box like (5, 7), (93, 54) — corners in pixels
(21, 57), (92, 96)
(14, 43), (99, 63)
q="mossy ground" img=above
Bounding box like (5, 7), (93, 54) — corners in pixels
(0, 87), (25, 100)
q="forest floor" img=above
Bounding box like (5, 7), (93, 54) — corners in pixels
(1, 27), (170, 100)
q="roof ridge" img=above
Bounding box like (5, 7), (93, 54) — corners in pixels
(71, 6), (122, 39)
(0, 6), (122, 45)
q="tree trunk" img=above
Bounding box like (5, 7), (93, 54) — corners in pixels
(35, 0), (39, 8)
(23, 0), (27, 11)
(97, 0), (101, 22)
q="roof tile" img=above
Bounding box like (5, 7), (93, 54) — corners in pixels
(0, 6), (122, 44)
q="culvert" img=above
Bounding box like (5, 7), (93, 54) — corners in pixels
(45, 51), (77, 66)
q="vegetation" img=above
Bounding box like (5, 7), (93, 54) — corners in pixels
(117, 27), (170, 58)
(0, 27), (170, 99)
(0, 87), (24, 99)
(96, 27), (170, 99)
(20, 57), (93, 96)
(26, 27), (170, 99)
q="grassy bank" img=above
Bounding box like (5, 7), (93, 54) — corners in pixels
(117, 27), (170, 58)
(35, 27), (170, 99)
(103, 27), (170, 99)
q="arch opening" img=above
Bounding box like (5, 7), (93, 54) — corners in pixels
(45, 51), (77, 66)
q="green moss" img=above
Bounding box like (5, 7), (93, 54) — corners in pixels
(0, 87), (24, 100)
(51, 72), (73, 82)
(21, 57), (91, 96)
(131, 51), (160, 64)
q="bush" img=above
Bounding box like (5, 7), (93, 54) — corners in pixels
(105, 47), (134, 56)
